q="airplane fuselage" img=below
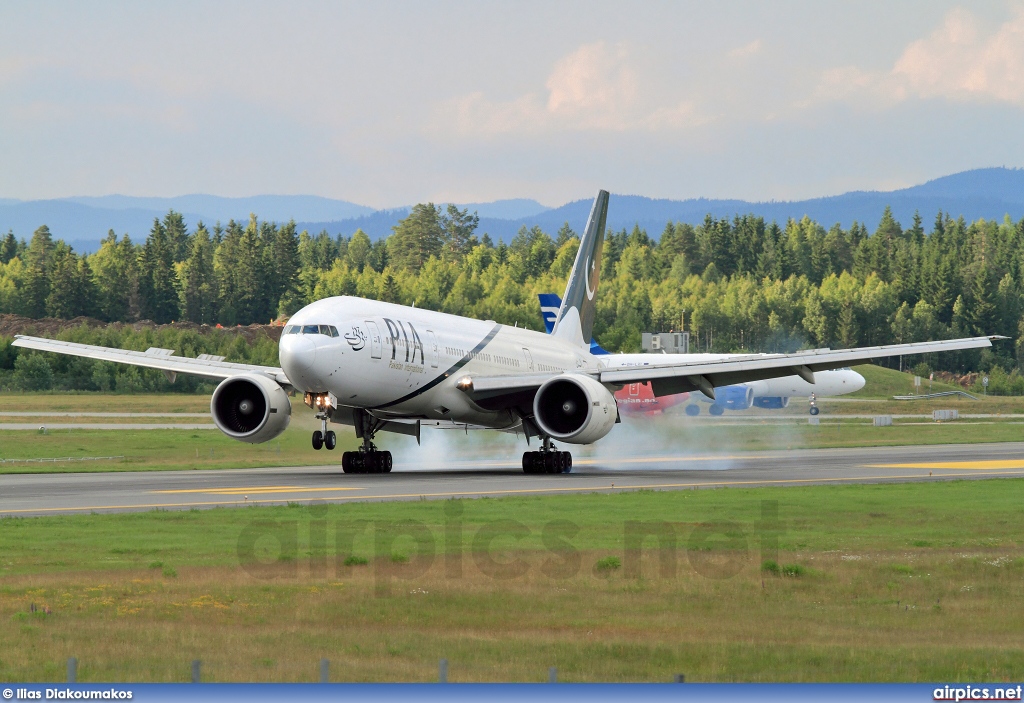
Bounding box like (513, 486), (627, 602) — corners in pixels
(281, 296), (596, 429)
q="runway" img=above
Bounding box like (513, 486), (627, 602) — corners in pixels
(3, 442), (1024, 516)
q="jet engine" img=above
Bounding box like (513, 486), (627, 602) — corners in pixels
(211, 374), (292, 443)
(719, 385), (754, 410)
(753, 396), (790, 409)
(533, 374), (617, 444)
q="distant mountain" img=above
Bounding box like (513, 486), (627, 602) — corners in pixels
(2, 168), (1022, 252)
(65, 194), (376, 223)
(453, 198), (549, 219)
(291, 168), (1024, 243)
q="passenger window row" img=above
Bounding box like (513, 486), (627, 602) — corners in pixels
(283, 324), (340, 337)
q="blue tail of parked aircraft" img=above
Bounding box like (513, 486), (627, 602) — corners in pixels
(538, 293), (610, 355)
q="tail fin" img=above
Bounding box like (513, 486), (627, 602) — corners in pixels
(538, 293), (561, 333)
(552, 190), (608, 347)
(538, 293), (611, 355)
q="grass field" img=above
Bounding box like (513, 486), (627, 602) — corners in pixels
(849, 364), (968, 399)
(2, 478), (1023, 682)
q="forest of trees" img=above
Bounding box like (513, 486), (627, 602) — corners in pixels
(3, 201), (1024, 392)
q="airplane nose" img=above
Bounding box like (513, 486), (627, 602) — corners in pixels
(279, 334), (316, 384)
(852, 371), (866, 392)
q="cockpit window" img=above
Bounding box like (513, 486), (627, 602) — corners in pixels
(286, 324), (340, 336)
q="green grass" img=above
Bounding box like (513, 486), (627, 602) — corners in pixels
(850, 364), (968, 398)
(2, 479), (1024, 682)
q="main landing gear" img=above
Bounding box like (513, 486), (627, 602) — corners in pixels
(341, 445), (392, 474)
(522, 437), (573, 474)
(341, 408), (392, 474)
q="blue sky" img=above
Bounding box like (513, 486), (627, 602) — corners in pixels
(1, 1), (1022, 207)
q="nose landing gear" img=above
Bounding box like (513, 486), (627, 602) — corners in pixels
(311, 416), (337, 451)
(809, 393), (820, 416)
(522, 437), (573, 474)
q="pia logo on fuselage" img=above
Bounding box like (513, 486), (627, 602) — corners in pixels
(344, 326), (367, 351)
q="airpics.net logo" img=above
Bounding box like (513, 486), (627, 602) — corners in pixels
(233, 499), (783, 585)
(934, 685), (1023, 701)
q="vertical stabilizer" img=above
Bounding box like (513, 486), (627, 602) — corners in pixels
(552, 190), (608, 347)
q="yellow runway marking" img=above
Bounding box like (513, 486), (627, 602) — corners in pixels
(574, 454), (774, 466)
(151, 485), (363, 495)
(5, 469), (1024, 514)
(867, 460), (1024, 470)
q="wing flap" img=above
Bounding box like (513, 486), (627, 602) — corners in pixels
(12, 335), (290, 386)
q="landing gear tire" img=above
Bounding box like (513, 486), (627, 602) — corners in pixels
(709, 405), (725, 416)
(685, 404), (700, 416)
(809, 406), (820, 416)
(522, 450), (572, 474)
(324, 430), (337, 450)
(312, 430), (324, 450)
(341, 449), (392, 474)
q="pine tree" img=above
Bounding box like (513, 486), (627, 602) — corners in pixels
(969, 263), (997, 335)
(390, 203), (443, 271)
(76, 256), (98, 318)
(555, 222), (576, 247)
(163, 211), (190, 262)
(214, 220), (243, 325)
(45, 243), (80, 318)
(347, 229), (372, 272)
(178, 222), (217, 324)
(272, 221), (302, 318)
(140, 218), (179, 323)
(91, 231), (136, 322)
(235, 215), (268, 323)
(367, 239), (389, 273)
(440, 204), (479, 261)
(23, 225), (54, 318)
(0, 231), (17, 264)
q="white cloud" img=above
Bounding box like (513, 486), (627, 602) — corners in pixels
(809, 6), (1024, 108)
(544, 42), (636, 127)
(727, 39), (763, 60)
(893, 6), (1024, 103)
(435, 41), (709, 136)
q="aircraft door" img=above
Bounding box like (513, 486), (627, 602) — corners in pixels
(427, 331), (439, 368)
(366, 321), (382, 359)
(522, 348), (534, 372)
(629, 383), (640, 396)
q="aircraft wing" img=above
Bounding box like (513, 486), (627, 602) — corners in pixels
(11, 335), (290, 387)
(463, 336), (996, 406)
(599, 336), (996, 397)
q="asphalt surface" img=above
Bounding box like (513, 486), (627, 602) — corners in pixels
(3, 442), (1024, 516)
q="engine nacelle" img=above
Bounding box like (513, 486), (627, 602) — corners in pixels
(753, 396), (790, 409)
(211, 374), (292, 443)
(533, 374), (617, 445)
(719, 385), (754, 410)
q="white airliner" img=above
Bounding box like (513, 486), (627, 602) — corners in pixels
(13, 191), (995, 475)
(538, 292), (865, 415)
